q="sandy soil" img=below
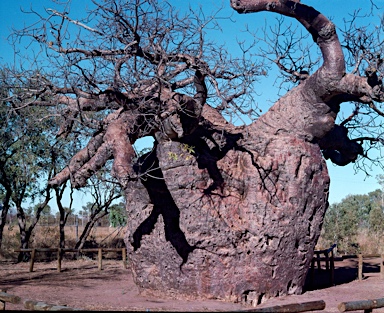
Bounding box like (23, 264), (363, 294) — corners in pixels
(0, 256), (383, 312)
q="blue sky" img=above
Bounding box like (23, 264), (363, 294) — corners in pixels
(1, 0), (383, 210)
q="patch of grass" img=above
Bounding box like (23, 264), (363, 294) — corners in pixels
(0, 225), (126, 262)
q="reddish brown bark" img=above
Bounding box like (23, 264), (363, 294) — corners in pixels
(124, 103), (330, 303)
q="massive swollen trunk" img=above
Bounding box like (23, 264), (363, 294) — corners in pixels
(124, 84), (330, 305)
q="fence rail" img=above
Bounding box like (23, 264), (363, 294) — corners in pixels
(338, 298), (384, 313)
(0, 291), (81, 311)
(238, 300), (326, 312)
(339, 254), (384, 281)
(14, 247), (127, 272)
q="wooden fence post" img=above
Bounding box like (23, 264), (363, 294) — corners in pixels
(310, 257), (315, 285)
(358, 254), (363, 281)
(122, 248), (127, 269)
(325, 251), (329, 271)
(29, 249), (36, 272)
(57, 248), (62, 272)
(98, 248), (102, 270)
(316, 252), (321, 270)
(330, 249), (335, 286)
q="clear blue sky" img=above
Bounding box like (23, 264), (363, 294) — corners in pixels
(1, 0), (383, 210)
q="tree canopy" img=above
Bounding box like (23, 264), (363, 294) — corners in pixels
(1, 0), (383, 190)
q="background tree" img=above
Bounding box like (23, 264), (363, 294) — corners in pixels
(1, 65), (110, 253)
(368, 202), (384, 228)
(49, 133), (81, 249)
(320, 188), (384, 254)
(74, 169), (122, 250)
(0, 70), (56, 257)
(34, 204), (51, 215)
(377, 174), (384, 204)
(109, 201), (127, 228)
(0, 68), (16, 249)
(53, 182), (75, 249)
(2, 0), (384, 304)
(322, 195), (364, 254)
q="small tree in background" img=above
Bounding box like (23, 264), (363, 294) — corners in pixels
(0, 76), (55, 259)
(322, 201), (360, 254)
(368, 203), (384, 253)
(74, 169), (122, 249)
(109, 202), (127, 228)
(320, 188), (384, 254)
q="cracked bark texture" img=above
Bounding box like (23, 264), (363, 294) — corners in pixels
(124, 99), (330, 304)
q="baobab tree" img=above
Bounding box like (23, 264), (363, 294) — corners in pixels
(4, 0), (384, 306)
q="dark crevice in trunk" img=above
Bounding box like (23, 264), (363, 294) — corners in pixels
(132, 151), (196, 265)
(181, 126), (243, 194)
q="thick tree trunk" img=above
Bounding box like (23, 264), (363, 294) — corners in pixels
(124, 86), (330, 304)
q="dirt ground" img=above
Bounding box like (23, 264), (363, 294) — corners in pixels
(1, 256), (384, 312)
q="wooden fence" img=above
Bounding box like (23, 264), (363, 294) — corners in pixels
(356, 254), (384, 281)
(14, 247), (127, 272)
(309, 245), (384, 287)
(309, 244), (337, 287)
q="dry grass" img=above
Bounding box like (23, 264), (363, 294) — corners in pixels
(0, 224), (126, 262)
(316, 229), (384, 256)
(356, 229), (384, 254)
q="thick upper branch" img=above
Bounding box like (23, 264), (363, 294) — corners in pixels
(336, 74), (384, 104)
(49, 109), (136, 188)
(230, 0), (345, 81)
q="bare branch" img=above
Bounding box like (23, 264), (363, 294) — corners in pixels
(47, 9), (104, 36)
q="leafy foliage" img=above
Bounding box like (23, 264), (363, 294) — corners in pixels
(321, 189), (384, 254)
(109, 202), (127, 227)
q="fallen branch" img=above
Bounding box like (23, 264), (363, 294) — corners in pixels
(338, 298), (384, 312)
(238, 300), (326, 312)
